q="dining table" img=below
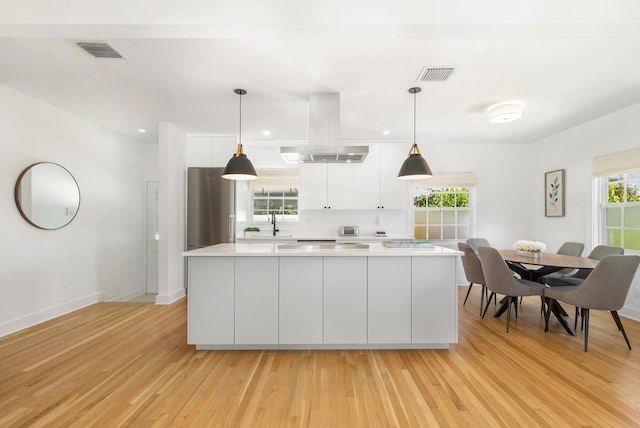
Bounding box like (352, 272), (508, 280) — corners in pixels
(496, 249), (600, 335)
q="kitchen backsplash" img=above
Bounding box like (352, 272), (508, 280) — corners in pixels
(237, 209), (410, 238)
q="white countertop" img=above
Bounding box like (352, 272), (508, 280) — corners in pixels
(183, 242), (462, 257)
(235, 234), (414, 242)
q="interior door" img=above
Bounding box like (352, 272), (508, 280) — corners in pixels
(146, 181), (159, 294)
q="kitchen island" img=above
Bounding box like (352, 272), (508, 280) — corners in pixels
(184, 242), (461, 350)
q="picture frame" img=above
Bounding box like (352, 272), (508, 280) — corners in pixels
(545, 169), (565, 217)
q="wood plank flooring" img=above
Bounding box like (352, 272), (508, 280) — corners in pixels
(2, 289), (640, 427)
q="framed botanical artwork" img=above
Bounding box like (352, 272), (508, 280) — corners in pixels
(545, 169), (565, 217)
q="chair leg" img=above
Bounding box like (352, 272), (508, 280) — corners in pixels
(544, 298), (553, 332)
(463, 282), (474, 306)
(583, 309), (590, 352)
(574, 307), (579, 331)
(479, 285), (485, 316)
(506, 297), (512, 333)
(611, 311), (632, 350)
(513, 297), (518, 318)
(482, 292), (495, 318)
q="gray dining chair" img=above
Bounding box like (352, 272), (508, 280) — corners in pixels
(543, 245), (623, 286)
(467, 238), (490, 252)
(478, 246), (546, 333)
(459, 242), (488, 315)
(543, 245), (625, 327)
(535, 241), (585, 281)
(543, 254), (640, 351)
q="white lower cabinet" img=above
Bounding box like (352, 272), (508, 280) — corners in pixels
(323, 257), (367, 344)
(187, 253), (458, 348)
(188, 257), (235, 345)
(412, 257), (457, 343)
(235, 257), (279, 344)
(368, 256), (412, 344)
(279, 257), (323, 344)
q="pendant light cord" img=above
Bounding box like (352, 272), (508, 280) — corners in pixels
(413, 90), (417, 146)
(238, 92), (242, 147)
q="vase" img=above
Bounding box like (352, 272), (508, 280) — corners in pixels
(517, 250), (541, 258)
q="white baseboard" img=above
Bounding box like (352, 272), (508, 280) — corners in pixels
(108, 288), (147, 302)
(0, 292), (103, 338)
(155, 287), (186, 305)
(619, 306), (640, 322)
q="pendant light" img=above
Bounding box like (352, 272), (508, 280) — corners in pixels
(397, 87), (433, 180)
(222, 89), (258, 180)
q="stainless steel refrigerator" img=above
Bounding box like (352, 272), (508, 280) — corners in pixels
(186, 167), (235, 250)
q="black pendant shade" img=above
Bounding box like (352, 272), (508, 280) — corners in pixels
(398, 87), (433, 180)
(398, 145), (433, 180)
(222, 148), (258, 180)
(222, 89), (258, 181)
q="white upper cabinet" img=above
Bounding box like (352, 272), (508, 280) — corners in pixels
(354, 143), (410, 210)
(186, 136), (237, 168)
(300, 163), (354, 210)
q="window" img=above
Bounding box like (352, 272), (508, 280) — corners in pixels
(252, 187), (299, 222)
(414, 186), (471, 240)
(603, 171), (640, 251)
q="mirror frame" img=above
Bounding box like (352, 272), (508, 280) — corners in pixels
(14, 162), (81, 230)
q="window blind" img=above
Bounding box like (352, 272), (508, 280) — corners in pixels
(413, 172), (477, 188)
(592, 147), (640, 176)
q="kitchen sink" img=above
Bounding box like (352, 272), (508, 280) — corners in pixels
(277, 243), (369, 250)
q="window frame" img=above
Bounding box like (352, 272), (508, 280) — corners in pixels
(413, 185), (475, 242)
(250, 186), (299, 223)
(599, 171), (640, 253)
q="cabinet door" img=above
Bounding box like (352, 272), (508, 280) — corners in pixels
(380, 144), (411, 209)
(210, 136), (238, 167)
(412, 256), (458, 343)
(368, 256), (412, 343)
(188, 257), (234, 345)
(300, 163), (328, 210)
(279, 257), (323, 344)
(235, 257), (279, 344)
(327, 163), (354, 209)
(186, 136), (237, 168)
(353, 143), (381, 209)
(324, 257), (367, 344)
(186, 136), (213, 167)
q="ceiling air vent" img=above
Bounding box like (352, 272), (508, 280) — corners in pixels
(76, 42), (125, 59)
(416, 66), (456, 82)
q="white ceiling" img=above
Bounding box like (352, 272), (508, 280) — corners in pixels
(1, 1), (640, 146)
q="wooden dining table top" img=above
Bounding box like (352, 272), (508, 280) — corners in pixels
(498, 249), (599, 269)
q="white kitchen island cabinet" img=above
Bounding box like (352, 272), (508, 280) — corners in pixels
(323, 257), (368, 344)
(185, 243), (461, 350)
(368, 257), (412, 344)
(279, 257), (323, 344)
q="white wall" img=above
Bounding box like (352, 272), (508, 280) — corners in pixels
(530, 103), (640, 319)
(157, 123), (187, 304)
(0, 85), (146, 337)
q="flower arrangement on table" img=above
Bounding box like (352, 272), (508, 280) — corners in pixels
(513, 240), (547, 258)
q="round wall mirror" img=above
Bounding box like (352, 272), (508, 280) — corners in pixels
(14, 162), (81, 230)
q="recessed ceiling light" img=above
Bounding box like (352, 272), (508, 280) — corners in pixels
(382, 130), (391, 135)
(488, 103), (523, 123)
(262, 130), (271, 136)
(138, 128), (146, 133)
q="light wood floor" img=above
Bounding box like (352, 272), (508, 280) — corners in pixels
(2, 290), (640, 427)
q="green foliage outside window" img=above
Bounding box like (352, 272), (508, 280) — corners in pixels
(414, 187), (469, 208)
(608, 182), (640, 203)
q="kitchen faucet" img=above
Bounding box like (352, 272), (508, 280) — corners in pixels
(271, 212), (279, 236)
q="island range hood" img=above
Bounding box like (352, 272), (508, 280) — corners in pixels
(280, 93), (369, 163)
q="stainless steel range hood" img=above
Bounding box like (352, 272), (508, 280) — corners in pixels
(280, 93), (368, 164)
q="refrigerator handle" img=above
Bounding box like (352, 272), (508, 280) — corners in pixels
(229, 214), (236, 243)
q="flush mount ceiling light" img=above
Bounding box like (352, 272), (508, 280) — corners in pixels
(489, 103), (522, 123)
(398, 87), (433, 180)
(222, 89), (258, 181)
